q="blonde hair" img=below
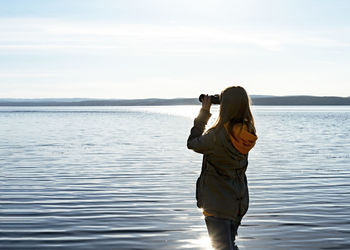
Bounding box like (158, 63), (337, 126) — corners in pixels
(210, 86), (256, 134)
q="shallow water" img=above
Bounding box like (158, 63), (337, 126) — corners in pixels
(0, 105), (350, 249)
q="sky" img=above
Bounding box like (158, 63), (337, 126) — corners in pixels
(1, 0), (350, 99)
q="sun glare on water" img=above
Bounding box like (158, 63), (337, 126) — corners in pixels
(179, 235), (213, 250)
(130, 105), (220, 124)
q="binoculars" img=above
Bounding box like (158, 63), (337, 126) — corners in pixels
(198, 94), (220, 104)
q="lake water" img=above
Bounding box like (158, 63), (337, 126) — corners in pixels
(1, 105), (350, 250)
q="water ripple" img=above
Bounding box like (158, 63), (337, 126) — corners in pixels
(1, 106), (350, 249)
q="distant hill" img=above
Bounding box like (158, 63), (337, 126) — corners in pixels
(0, 98), (196, 106)
(251, 95), (350, 105)
(0, 95), (350, 106)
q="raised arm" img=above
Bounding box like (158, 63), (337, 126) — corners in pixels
(187, 95), (214, 154)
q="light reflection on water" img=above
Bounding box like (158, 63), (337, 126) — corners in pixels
(179, 235), (212, 250)
(1, 105), (350, 249)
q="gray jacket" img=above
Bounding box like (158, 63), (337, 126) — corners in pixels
(187, 108), (250, 222)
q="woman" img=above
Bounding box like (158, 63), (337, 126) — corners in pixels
(187, 86), (257, 250)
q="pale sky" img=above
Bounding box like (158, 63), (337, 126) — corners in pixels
(1, 0), (350, 98)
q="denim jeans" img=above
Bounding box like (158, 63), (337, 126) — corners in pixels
(205, 216), (240, 250)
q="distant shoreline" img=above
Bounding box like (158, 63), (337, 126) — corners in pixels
(1, 95), (350, 106)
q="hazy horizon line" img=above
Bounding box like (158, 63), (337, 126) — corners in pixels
(1, 94), (350, 100)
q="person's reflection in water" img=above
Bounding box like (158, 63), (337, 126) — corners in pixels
(187, 86), (257, 250)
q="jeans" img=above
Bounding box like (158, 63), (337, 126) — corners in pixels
(205, 216), (240, 250)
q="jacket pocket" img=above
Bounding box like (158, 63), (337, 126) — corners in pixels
(196, 171), (207, 208)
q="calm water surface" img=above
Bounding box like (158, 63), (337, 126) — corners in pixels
(0, 105), (350, 249)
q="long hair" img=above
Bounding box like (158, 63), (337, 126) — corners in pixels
(209, 86), (256, 134)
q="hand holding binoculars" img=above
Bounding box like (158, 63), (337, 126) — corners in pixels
(198, 94), (220, 104)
